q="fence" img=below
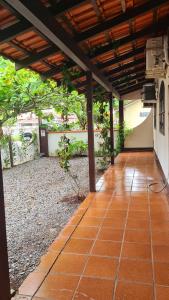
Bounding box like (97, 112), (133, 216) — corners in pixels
(47, 129), (119, 156)
(1, 135), (39, 169)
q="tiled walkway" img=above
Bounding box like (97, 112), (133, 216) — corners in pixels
(14, 152), (169, 300)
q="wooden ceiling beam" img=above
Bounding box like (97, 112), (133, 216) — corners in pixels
(5, 0), (117, 95)
(0, 0), (88, 44)
(114, 72), (145, 88)
(107, 58), (145, 78)
(89, 17), (169, 58)
(111, 65), (145, 83)
(76, 0), (168, 42)
(98, 46), (144, 69)
(119, 80), (147, 95)
(48, 0), (89, 16)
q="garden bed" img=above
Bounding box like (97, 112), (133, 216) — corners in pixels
(3, 157), (100, 290)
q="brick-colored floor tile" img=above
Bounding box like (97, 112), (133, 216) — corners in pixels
(98, 228), (124, 241)
(74, 277), (114, 300)
(118, 258), (153, 283)
(153, 245), (169, 263)
(124, 230), (151, 244)
(122, 242), (151, 260)
(152, 231), (169, 246)
(63, 238), (93, 254)
(126, 218), (150, 230)
(156, 285), (169, 300)
(84, 256), (118, 279)
(35, 274), (79, 300)
(50, 253), (87, 275)
(92, 240), (121, 257)
(72, 226), (98, 239)
(79, 217), (103, 227)
(154, 262), (169, 286)
(102, 217), (125, 229)
(114, 281), (154, 300)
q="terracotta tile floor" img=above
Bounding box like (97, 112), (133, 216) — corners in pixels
(13, 152), (169, 300)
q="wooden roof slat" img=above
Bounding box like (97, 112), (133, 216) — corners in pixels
(76, 0), (168, 42)
(0, 19), (31, 43)
(15, 46), (58, 69)
(49, 0), (89, 16)
(0, 0), (88, 44)
(5, 0), (117, 95)
(107, 57), (145, 78)
(43, 45), (145, 80)
(90, 16), (169, 58)
(116, 75), (145, 90)
(114, 71), (145, 87)
(98, 46), (144, 69)
(111, 65), (145, 83)
(119, 81), (147, 95)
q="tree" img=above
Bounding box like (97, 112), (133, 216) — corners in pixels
(0, 56), (60, 131)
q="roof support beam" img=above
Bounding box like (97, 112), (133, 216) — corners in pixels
(119, 80), (147, 95)
(42, 46), (145, 81)
(15, 46), (58, 70)
(76, 0), (168, 42)
(114, 72), (145, 88)
(98, 46), (144, 69)
(111, 65), (145, 83)
(49, 0), (89, 16)
(89, 17), (169, 58)
(0, 0), (87, 44)
(107, 58), (145, 78)
(5, 0), (118, 95)
(0, 19), (31, 43)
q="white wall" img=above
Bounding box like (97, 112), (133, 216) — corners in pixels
(153, 70), (169, 181)
(48, 130), (118, 156)
(124, 100), (151, 129)
(125, 111), (153, 148)
(1, 140), (39, 169)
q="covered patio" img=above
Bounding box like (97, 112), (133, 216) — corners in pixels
(13, 152), (169, 300)
(0, 0), (169, 299)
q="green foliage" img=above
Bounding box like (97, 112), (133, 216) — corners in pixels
(57, 135), (86, 199)
(115, 123), (132, 155)
(97, 123), (112, 170)
(0, 56), (60, 127)
(0, 134), (10, 147)
(57, 135), (87, 171)
(57, 135), (72, 171)
(70, 140), (87, 156)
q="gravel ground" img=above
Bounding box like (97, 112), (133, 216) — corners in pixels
(3, 157), (100, 290)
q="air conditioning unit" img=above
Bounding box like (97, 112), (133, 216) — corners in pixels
(146, 37), (166, 79)
(142, 83), (157, 104)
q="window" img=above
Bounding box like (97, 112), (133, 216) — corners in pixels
(154, 104), (156, 129)
(140, 112), (149, 118)
(159, 81), (165, 135)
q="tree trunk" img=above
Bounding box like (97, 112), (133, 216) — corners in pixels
(8, 136), (14, 168)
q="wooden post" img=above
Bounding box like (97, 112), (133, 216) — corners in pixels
(0, 152), (11, 300)
(86, 71), (96, 192)
(109, 93), (114, 164)
(119, 99), (124, 150)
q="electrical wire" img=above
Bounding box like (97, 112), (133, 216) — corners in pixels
(148, 181), (168, 193)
